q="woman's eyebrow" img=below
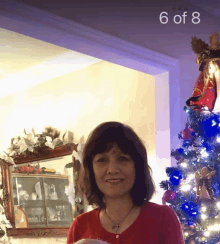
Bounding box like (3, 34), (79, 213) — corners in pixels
(95, 149), (127, 156)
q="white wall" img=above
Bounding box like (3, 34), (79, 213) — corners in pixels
(0, 2), (176, 242)
(1, 60), (160, 242)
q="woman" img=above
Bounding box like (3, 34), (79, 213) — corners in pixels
(67, 122), (184, 244)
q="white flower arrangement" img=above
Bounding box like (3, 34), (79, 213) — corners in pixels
(0, 203), (12, 243)
(2, 127), (74, 165)
(72, 135), (84, 163)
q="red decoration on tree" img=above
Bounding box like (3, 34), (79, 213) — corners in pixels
(163, 190), (176, 203)
(186, 72), (216, 111)
(181, 128), (194, 140)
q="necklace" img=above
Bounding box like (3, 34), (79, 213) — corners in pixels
(104, 204), (135, 233)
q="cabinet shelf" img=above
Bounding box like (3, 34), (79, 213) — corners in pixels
(21, 200), (70, 207)
(12, 173), (68, 179)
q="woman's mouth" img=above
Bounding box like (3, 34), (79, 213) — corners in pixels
(106, 179), (124, 184)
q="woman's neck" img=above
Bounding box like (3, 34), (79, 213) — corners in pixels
(103, 197), (136, 222)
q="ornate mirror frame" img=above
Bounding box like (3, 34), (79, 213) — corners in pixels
(1, 141), (84, 237)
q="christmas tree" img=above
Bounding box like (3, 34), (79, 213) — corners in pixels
(160, 33), (220, 244)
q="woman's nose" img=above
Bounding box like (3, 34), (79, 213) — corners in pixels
(107, 157), (119, 170)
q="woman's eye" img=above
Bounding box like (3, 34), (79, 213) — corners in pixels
(97, 157), (106, 162)
(119, 156), (129, 161)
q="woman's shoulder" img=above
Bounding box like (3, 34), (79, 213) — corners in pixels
(141, 202), (176, 217)
(140, 202), (181, 228)
(67, 208), (101, 244)
(141, 201), (168, 210)
(73, 208), (100, 223)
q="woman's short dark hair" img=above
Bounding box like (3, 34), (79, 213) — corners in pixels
(76, 121), (156, 210)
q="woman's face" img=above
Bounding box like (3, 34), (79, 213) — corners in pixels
(92, 144), (136, 200)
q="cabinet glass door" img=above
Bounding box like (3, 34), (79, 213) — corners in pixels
(13, 176), (46, 228)
(44, 177), (72, 226)
(12, 175), (73, 228)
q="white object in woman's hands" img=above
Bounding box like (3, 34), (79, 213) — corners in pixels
(74, 239), (110, 244)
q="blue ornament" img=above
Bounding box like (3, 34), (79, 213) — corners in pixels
(177, 148), (184, 154)
(183, 140), (190, 147)
(188, 204), (198, 217)
(181, 202), (198, 218)
(169, 170), (182, 186)
(199, 116), (220, 138)
(187, 220), (194, 226)
(181, 202), (190, 212)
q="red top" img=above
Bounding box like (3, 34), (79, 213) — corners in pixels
(67, 202), (185, 244)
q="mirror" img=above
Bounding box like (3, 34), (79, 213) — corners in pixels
(1, 140), (85, 237)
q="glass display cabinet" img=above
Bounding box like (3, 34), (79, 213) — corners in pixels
(12, 174), (72, 227)
(1, 143), (84, 237)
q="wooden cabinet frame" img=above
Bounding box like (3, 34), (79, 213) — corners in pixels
(1, 143), (84, 237)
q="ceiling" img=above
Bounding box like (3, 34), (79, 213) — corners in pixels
(13, 0), (181, 5)
(190, 0), (220, 18)
(2, 0), (220, 98)
(0, 27), (101, 98)
(13, 0), (220, 18)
